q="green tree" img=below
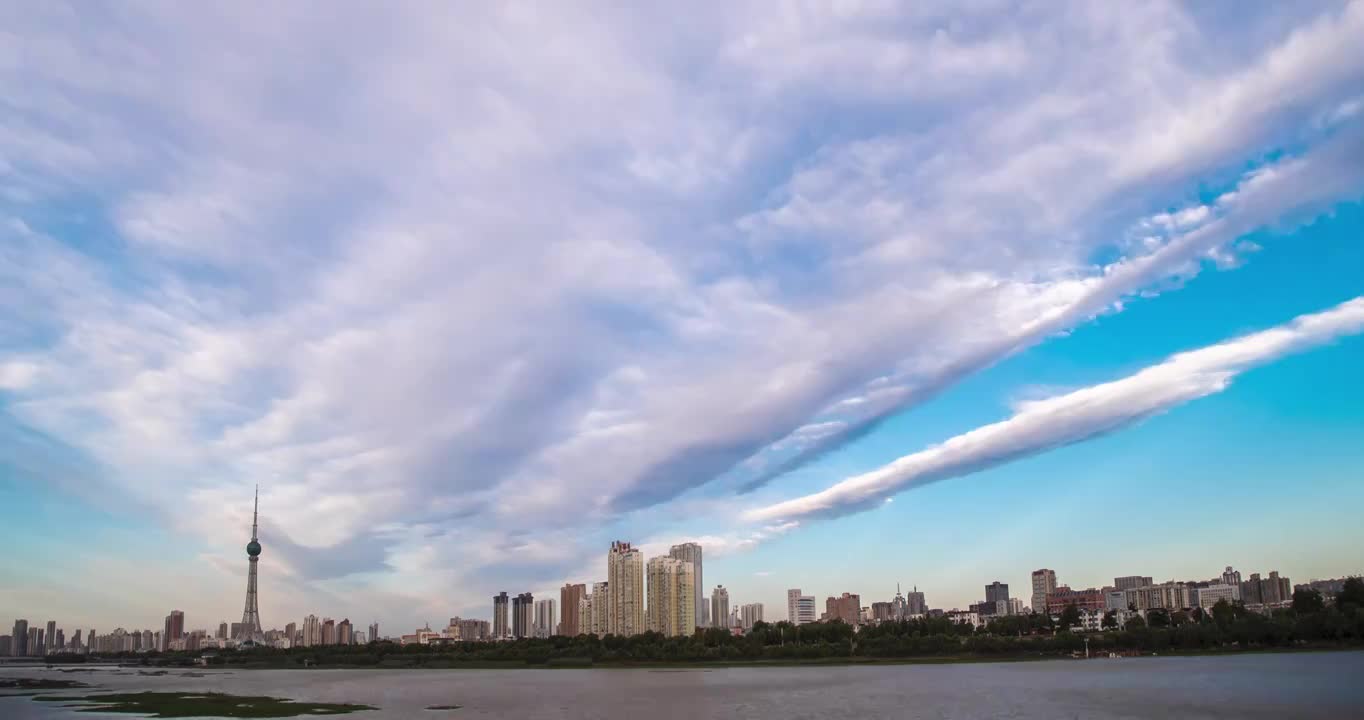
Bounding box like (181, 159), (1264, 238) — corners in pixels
(1210, 599), (1236, 626)
(1101, 610), (1118, 630)
(1336, 578), (1364, 609)
(1058, 603), (1081, 631)
(1147, 609), (1170, 628)
(1293, 588), (1326, 614)
(1124, 615), (1147, 631)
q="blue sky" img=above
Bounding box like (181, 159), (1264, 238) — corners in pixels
(2, 2), (1363, 635)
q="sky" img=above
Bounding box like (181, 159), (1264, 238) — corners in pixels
(2, 1), (1363, 636)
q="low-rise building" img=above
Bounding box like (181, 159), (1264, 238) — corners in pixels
(1195, 584), (1239, 609)
(944, 610), (981, 629)
(1046, 586), (1107, 614)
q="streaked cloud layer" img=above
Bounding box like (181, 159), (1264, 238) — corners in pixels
(2, 1), (1363, 626)
(747, 296), (1364, 524)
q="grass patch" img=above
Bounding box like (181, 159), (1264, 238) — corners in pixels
(426, 705), (462, 710)
(33, 691), (375, 717)
(0, 678), (93, 690)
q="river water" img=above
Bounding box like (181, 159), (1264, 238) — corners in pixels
(3, 651), (1362, 719)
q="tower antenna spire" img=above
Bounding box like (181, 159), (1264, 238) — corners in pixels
(239, 485), (264, 643)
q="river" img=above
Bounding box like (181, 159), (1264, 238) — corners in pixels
(3, 651), (1362, 719)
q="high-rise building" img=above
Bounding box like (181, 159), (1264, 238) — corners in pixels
(1241, 571), (1292, 606)
(534, 599), (556, 639)
(29, 627), (41, 656)
(321, 618), (336, 645)
(669, 542), (705, 630)
(740, 603), (764, 629)
(646, 556), (695, 637)
(11, 619), (28, 657)
(238, 486), (265, 643)
(513, 593), (534, 639)
(905, 587), (927, 615)
(1114, 575), (1153, 591)
(591, 581), (610, 635)
(45, 621), (56, 653)
(786, 589), (817, 624)
(0, 636), (10, 656)
(302, 615), (321, 647)
(1222, 566), (1243, 586)
(163, 611), (184, 651)
(493, 592), (510, 639)
(368, 622), (379, 643)
(559, 583), (586, 637)
(578, 591), (595, 636)
(712, 586), (730, 629)
(985, 581), (1010, 605)
(824, 593), (861, 624)
(607, 541), (644, 636)
(55, 629), (64, 650)
(1030, 569), (1057, 613)
(34, 628), (44, 656)
(72, 629), (83, 651)
(216, 622), (228, 639)
(338, 619), (353, 645)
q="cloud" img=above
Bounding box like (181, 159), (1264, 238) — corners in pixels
(735, 122), (1364, 492)
(2, 1), (1363, 627)
(746, 296), (1364, 524)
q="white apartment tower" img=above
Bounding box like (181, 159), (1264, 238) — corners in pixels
(301, 615), (322, 647)
(578, 592), (595, 636)
(668, 542), (705, 629)
(533, 599), (556, 639)
(787, 589), (817, 624)
(591, 581), (611, 635)
(608, 541), (645, 636)
(647, 556), (696, 637)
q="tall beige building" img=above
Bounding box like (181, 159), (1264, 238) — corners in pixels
(608, 542), (645, 636)
(1030, 569), (1057, 614)
(646, 556), (696, 637)
(578, 592), (595, 636)
(668, 542), (705, 629)
(590, 581), (611, 635)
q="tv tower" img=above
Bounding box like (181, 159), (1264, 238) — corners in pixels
(238, 485), (264, 643)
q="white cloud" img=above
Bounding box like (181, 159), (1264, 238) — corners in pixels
(1, 1), (1362, 628)
(0, 360), (40, 390)
(746, 296), (1364, 524)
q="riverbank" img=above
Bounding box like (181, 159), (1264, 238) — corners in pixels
(185, 643), (1363, 671)
(6, 651), (1364, 719)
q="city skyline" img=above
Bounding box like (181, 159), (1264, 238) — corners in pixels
(4, 2), (1364, 636)
(8, 549), (1356, 650)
